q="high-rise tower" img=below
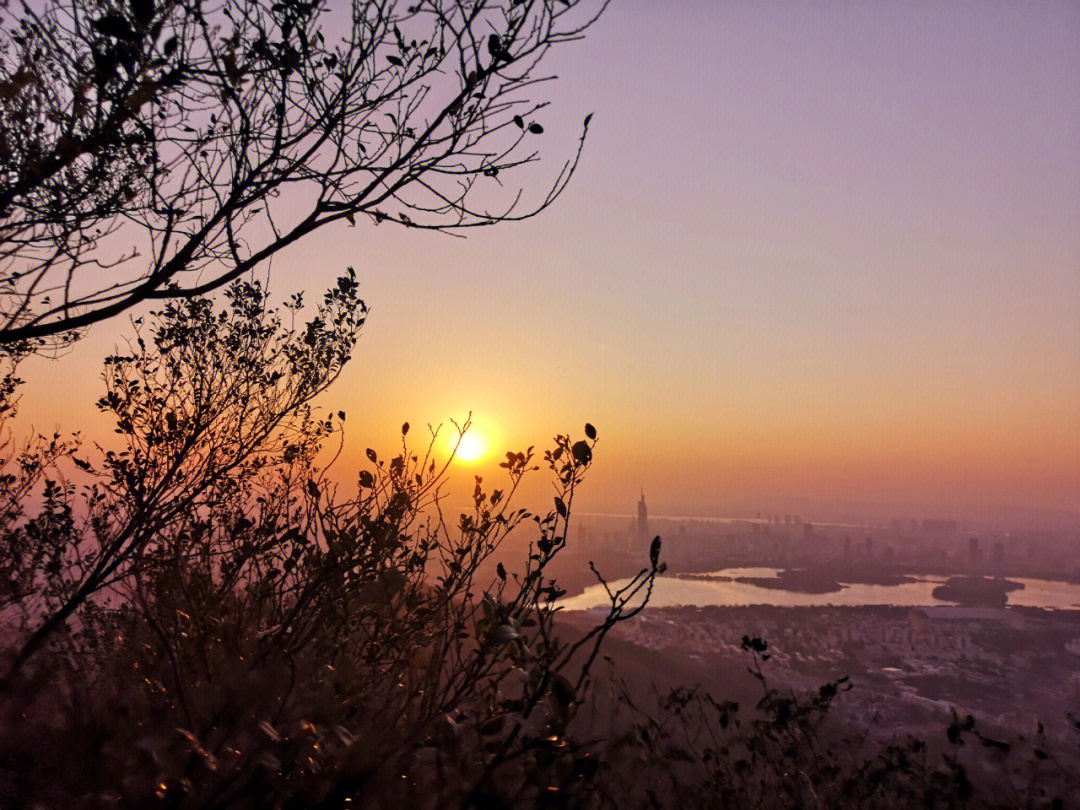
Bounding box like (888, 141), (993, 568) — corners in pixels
(636, 489), (649, 546)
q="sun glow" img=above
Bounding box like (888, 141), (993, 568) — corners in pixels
(450, 431), (489, 463)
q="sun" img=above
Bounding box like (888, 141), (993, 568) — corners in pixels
(450, 431), (489, 463)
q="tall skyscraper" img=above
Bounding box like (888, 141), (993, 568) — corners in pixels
(636, 489), (649, 547)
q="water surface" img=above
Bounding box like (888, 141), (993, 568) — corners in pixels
(561, 568), (1080, 612)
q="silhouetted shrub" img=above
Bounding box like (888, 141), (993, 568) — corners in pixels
(0, 278), (659, 809)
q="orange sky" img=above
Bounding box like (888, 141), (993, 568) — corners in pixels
(13, 1), (1080, 524)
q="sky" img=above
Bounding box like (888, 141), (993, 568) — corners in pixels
(14, 0), (1080, 525)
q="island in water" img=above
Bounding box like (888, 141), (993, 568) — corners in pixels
(735, 568), (843, 593)
(932, 576), (1024, 608)
(675, 567), (920, 595)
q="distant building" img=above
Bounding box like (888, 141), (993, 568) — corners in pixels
(968, 536), (983, 568)
(635, 489), (649, 547)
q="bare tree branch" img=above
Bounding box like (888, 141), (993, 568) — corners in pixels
(0, 0), (601, 349)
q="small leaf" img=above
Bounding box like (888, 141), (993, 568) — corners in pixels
(366, 448), (377, 463)
(386, 55), (402, 66)
(584, 422), (596, 440)
(554, 497), (567, 518)
(358, 470), (374, 488)
(571, 440), (592, 466)
(496, 562), (506, 580)
(401, 421), (410, 436)
(649, 535), (662, 567)
(513, 114), (524, 129)
(528, 122), (544, 134)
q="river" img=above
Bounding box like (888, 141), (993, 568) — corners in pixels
(560, 568), (1080, 612)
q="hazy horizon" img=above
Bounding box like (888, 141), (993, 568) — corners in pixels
(13, 0), (1079, 519)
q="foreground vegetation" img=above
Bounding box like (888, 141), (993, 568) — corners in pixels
(0, 279), (661, 807)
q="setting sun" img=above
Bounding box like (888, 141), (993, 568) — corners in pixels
(450, 431), (489, 463)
